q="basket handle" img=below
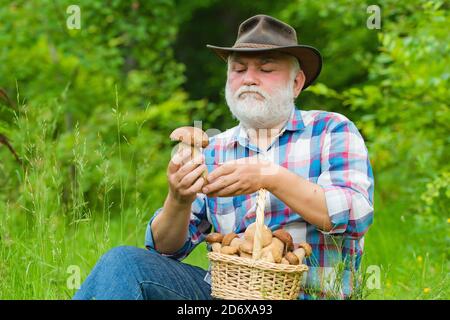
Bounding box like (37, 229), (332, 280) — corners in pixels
(252, 188), (267, 260)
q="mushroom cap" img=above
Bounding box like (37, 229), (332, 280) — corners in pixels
(205, 233), (223, 244)
(285, 252), (300, 265)
(272, 229), (294, 251)
(170, 126), (209, 148)
(270, 238), (285, 263)
(244, 222), (273, 247)
(229, 237), (243, 249)
(298, 242), (312, 257)
(222, 232), (238, 246)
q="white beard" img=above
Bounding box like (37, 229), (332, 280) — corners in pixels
(225, 80), (296, 129)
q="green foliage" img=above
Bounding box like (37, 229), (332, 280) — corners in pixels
(0, 0), (213, 215)
(0, 0), (186, 108)
(307, 0), (449, 228)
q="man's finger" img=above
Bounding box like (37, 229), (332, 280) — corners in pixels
(179, 164), (207, 188)
(208, 181), (241, 197)
(202, 172), (239, 194)
(187, 176), (205, 194)
(174, 156), (204, 183)
(207, 163), (236, 183)
(168, 158), (181, 174)
(170, 147), (201, 175)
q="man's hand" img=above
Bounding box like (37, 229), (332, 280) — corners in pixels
(152, 148), (205, 255)
(201, 157), (277, 197)
(167, 148), (206, 205)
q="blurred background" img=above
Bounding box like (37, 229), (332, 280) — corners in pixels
(0, 0), (448, 299)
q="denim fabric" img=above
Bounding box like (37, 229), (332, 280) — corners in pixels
(73, 246), (212, 300)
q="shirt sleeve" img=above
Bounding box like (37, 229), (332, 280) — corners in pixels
(145, 194), (212, 260)
(316, 119), (374, 239)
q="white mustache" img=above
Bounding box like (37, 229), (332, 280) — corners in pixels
(235, 86), (269, 100)
(226, 80), (295, 129)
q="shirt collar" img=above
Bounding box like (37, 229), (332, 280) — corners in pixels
(284, 107), (305, 131)
(225, 107), (305, 148)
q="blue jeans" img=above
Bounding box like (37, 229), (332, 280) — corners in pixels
(73, 246), (212, 300)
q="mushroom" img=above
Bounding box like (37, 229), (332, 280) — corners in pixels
(292, 243), (312, 264)
(221, 246), (239, 255)
(284, 252), (300, 265)
(260, 237), (284, 263)
(261, 250), (275, 263)
(229, 237), (243, 250)
(222, 232), (238, 247)
(205, 233), (223, 253)
(281, 258), (290, 265)
(239, 240), (254, 255)
(205, 233), (223, 244)
(243, 222), (272, 247)
(170, 126), (209, 181)
(239, 251), (253, 259)
(272, 229), (294, 253)
(211, 242), (222, 253)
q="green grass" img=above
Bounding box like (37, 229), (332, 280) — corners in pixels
(362, 186), (449, 299)
(1, 178), (447, 299)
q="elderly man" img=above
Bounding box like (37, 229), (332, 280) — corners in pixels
(74, 14), (374, 300)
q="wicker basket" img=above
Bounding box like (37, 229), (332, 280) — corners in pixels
(207, 189), (308, 300)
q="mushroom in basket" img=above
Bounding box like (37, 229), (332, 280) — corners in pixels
(205, 223), (312, 266)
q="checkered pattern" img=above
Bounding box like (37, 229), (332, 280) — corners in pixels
(145, 108), (374, 299)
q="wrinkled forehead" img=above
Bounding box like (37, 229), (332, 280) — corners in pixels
(228, 51), (293, 64)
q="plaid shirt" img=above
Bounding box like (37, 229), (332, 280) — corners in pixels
(146, 108), (374, 299)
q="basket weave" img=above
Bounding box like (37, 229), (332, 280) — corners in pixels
(207, 189), (309, 300)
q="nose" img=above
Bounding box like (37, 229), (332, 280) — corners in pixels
(242, 67), (260, 86)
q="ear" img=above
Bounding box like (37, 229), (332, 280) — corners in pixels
(293, 70), (306, 98)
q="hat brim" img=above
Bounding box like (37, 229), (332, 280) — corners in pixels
(206, 44), (322, 89)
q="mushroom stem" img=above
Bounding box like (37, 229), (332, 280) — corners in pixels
(178, 142), (208, 182)
(293, 248), (306, 262)
(211, 243), (222, 253)
(192, 146), (208, 182)
(170, 126), (209, 182)
(177, 142), (193, 159)
(293, 243), (312, 264)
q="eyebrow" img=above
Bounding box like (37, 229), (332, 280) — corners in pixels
(232, 55), (279, 65)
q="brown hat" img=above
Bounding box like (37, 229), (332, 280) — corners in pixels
(207, 14), (322, 89)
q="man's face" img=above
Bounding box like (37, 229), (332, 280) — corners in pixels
(227, 52), (296, 97)
(225, 52), (305, 129)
